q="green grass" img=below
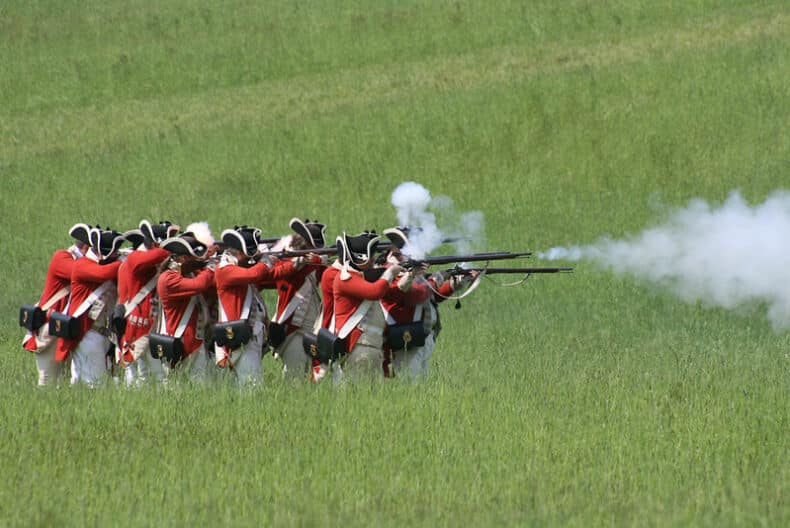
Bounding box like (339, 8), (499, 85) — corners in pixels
(1, 1), (789, 526)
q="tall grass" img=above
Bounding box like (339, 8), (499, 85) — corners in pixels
(1, 1), (788, 526)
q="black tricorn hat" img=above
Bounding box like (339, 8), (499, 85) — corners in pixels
(122, 228), (145, 249)
(140, 220), (179, 245)
(69, 223), (92, 246)
(89, 227), (125, 260)
(338, 231), (380, 268)
(161, 234), (209, 258)
(382, 226), (412, 250)
(221, 226), (262, 258)
(289, 218), (327, 249)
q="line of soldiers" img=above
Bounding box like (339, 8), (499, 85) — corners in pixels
(20, 219), (479, 387)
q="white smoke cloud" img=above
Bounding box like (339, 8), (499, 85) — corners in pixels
(540, 190), (790, 330)
(390, 182), (485, 259)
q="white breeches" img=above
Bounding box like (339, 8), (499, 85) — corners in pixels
(34, 339), (67, 386)
(215, 331), (264, 386)
(70, 330), (110, 387)
(342, 343), (384, 382)
(277, 330), (310, 381)
(392, 333), (436, 380)
(166, 345), (210, 384)
(122, 335), (165, 386)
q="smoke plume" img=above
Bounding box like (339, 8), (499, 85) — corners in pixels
(540, 190), (790, 329)
(390, 182), (485, 258)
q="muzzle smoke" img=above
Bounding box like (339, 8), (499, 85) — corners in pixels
(391, 182), (485, 259)
(540, 190), (790, 330)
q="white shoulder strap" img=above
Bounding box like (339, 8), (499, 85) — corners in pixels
(379, 299), (424, 326)
(337, 300), (373, 339)
(218, 286), (254, 323)
(170, 296), (197, 338)
(40, 286), (71, 311)
(73, 281), (113, 318)
(275, 272), (316, 324)
(123, 274), (159, 316)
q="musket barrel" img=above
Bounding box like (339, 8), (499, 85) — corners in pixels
(258, 245), (338, 258)
(449, 266), (573, 274)
(405, 251), (532, 268)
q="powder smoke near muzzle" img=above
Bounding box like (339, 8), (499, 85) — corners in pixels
(391, 182), (485, 259)
(540, 190), (790, 330)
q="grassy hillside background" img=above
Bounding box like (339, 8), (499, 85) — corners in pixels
(1, 1), (788, 526)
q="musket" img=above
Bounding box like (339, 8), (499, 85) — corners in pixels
(257, 245), (339, 258)
(447, 266), (573, 275)
(363, 252), (533, 281)
(402, 251), (532, 269)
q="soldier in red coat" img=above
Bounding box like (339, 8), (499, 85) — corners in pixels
(379, 227), (482, 379)
(313, 236), (347, 383)
(332, 232), (403, 381)
(56, 227), (125, 387)
(214, 226), (296, 385)
(379, 227), (433, 379)
(156, 229), (217, 383)
(116, 220), (180, 386)
(22, 223), (91, 386)
(267, 218), (327, 381)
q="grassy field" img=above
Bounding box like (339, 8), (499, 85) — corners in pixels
(1, 1), (789, 526)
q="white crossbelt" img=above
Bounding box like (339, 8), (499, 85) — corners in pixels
(158, 296), (197, 339)
(70, 281), (114, 318)
(274, 272), (316, 324)
(337, 300), (374, 339)
(122, 275), (159, 317)
(39, 286), (71, 311)
(218, 285), (254, 323)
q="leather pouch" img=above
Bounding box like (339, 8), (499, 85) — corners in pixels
(268, 321), (287, 348)
(213, 320), (252, 350)
(48, 311), (80, 338)
(148, 333), (184, 363)
(111, 304), (127, 337)
(19, 305), (46, 332)
(317, 328), (346, 362)
(386, 321), (427, 350)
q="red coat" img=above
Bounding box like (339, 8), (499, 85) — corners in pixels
(433, 278), (455, 301)
(380, 278), (431, 325)
(333, 271), (391, 351)
(157, 268), (216, 356)
(267, 258), (324, 335)
(117, 248), (169, 349)
(55, 257), (122, 361)
(23, 248), (78, 352)
(319, 264), (342, 330)
(215, 261), (291, 321)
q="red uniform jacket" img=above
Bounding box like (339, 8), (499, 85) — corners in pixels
(319, 263), (342, 330)
(216, 261), (292, 321)
(432, 276), (458, 302)
(157, 268), (216, 357)
(117, 248), (169, 350)
(55, 257), (122, 361)
(380, 278), (432, 325)
(267, 258), (324, 335)
(333, 271), (391, 352)
(23, 248), (79, 352)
